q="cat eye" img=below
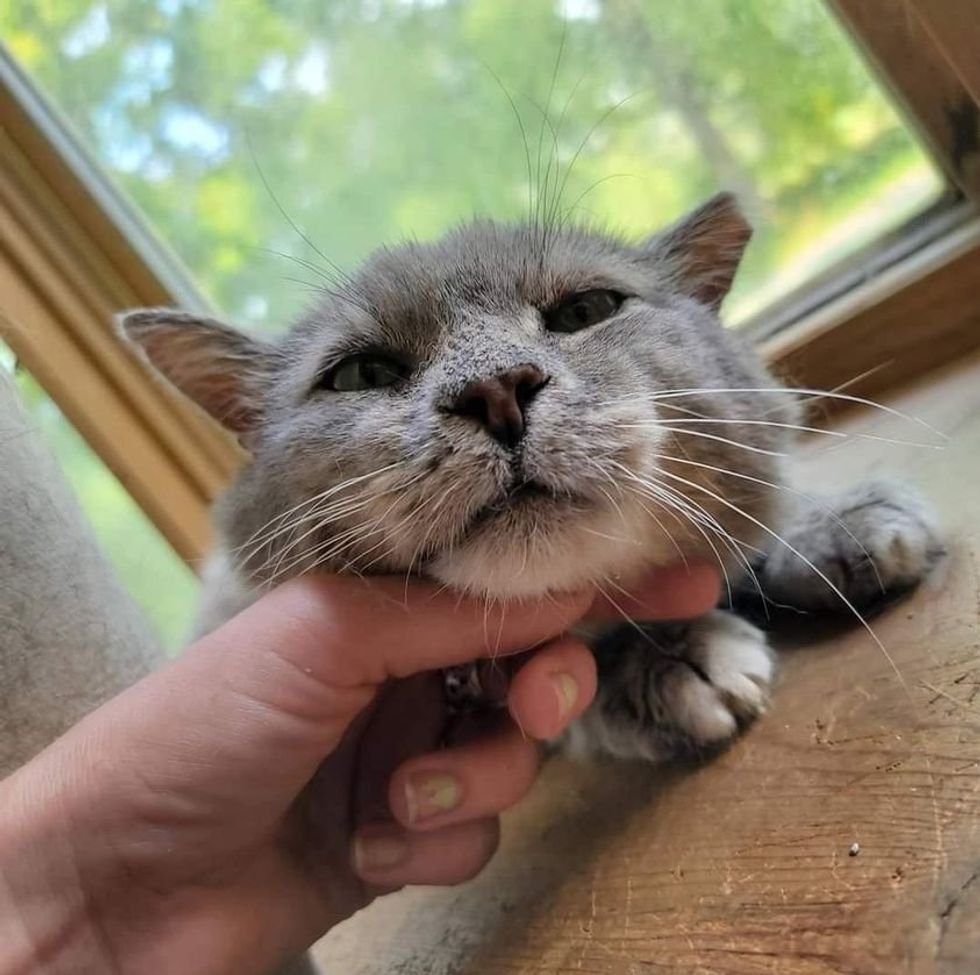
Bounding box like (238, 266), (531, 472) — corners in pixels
(318, 353), (408, 392)
(543, 289), (625, 334)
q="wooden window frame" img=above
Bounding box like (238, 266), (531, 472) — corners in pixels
(759, 0), (980, 401)
(2, 0), (979, 569)
(1, 54), (243, 564)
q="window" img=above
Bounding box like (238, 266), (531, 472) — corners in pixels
(2, 0), (947, 330)
(2, 0), (979, 622)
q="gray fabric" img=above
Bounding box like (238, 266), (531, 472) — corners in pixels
(0, 369), (322, 974)
(0, 368), (162, 774)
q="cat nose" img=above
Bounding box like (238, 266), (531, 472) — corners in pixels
(448, 364), (549, 448)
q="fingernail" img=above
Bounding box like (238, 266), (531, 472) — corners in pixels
(552, 672), (578, 720)
(353, 829), (408, 873)
(404, 772), (461, 822)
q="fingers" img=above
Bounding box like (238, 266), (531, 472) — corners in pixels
(586, 562), (720, 621)
(387, 720), (540, 832)
(381, 637), (596, 835)
(352, 818), (499, 887)
(352, 673), (446, 827)
(352, 638), (598, 887)
(507, 636), (596, 739)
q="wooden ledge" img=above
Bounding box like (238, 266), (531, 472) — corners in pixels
(315, 349), (980, 974)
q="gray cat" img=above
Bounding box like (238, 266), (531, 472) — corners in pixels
(121, 192), (943, 762)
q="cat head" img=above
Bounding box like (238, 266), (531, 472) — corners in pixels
(122, 192), (793, 598)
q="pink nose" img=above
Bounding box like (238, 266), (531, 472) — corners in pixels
(448, 364), (549, 448)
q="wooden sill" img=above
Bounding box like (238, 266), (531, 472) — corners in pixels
(761, 214), (980, 413)
(314, 346), (980, 973)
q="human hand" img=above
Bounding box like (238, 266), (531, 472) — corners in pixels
(0, 566), (718, 975)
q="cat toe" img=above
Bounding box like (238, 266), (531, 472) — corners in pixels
(663, 667), (739, 743)
(662, 612), (773, 745)
(762, 480), (943, 614)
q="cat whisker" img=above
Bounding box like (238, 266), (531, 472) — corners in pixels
(640, 476), (769, 615)
(261, 507), (373, 581)
(477, 58), (535, 226)
(243, 495), (377, 576)
(591, 481), (629, 528)
(598, 386), (946, 441)
(286, 486), (419, 579)
(625, 493), (690, 568)
(258, 473), (425, 584)
(234, 460), (416, 564)
(649, 451), (887, 595)
(652, 481), (762, 605)
(543, 67), (589, 229)
(610, 458), (770, 608)
(755, 364), (890, 419)
(252, 490), (386, 567)
(654, 466), (910, 697)
(615, 473), (736, 606)
(629, 424), (789, 457)
(533, 23), (565, 236)
(398, 483), (462, 597)
(580, 526), (642, 546)
(628, 416), (944, 451)
(557, 173), (642, 229)
(264, 511), (388, 584)
(231, 459), (409, 556)
(592, 578), (667, 652)
(550, 90), (642, 233)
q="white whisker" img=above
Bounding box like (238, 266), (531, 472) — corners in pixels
(597, 386), (946, 441)
(650, 452), (886, 595)
(654, 467), (910, 697)
(625, 416), (944, 451)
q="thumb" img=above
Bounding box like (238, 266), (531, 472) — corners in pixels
(214, 574), (593, 686)
(65, 575), (590, 811)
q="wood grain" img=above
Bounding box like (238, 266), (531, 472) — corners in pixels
(315, 349), (980, 974)
(760, 217), (980, 415)
(0, 57), (243, 566)
(830, 0), (980, 201)
(912, 1), (980, 113)
(0, 249), (213, 562)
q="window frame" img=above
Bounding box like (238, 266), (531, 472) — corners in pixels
(1, 52), (243, 564)
(1, 0), (979, 569)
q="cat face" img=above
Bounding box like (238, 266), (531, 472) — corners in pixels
(123, 193), (796, 598)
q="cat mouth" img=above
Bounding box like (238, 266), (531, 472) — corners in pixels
(460, 478), (590, 536)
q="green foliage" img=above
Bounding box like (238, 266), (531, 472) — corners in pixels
(4, 0), (942, 331)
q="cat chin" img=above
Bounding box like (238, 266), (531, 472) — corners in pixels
(426, 508), (680, 600)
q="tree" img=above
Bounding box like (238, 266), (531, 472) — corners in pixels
(3, 0), (936, 328)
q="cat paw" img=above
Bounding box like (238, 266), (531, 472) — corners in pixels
(762, 480), (944, 614)
(660, 612), (774, 744)
(564, 612), (774, 762)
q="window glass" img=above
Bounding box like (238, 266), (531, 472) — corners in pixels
(1, 347), (198, 650)
(4, 0), (945, 329)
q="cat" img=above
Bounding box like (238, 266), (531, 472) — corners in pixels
(121, 192), (943, 762)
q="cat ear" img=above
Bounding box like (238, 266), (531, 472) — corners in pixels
(642, 192), (752, 311)
(119, 308), (276, 437)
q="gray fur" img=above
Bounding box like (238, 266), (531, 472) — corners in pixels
(564, 612), (773, 761)
(753, 479), (944, 614)
(121, 192), (941, 764)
